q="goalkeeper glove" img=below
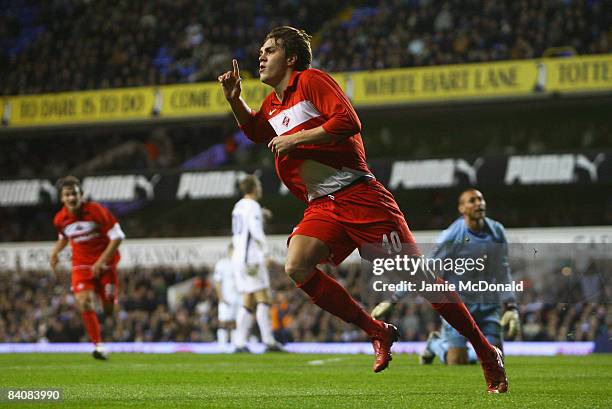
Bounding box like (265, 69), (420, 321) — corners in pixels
(371, 301), (394, 320)
(501, 304), (521, 339)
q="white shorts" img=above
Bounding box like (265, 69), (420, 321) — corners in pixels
(233, 262), (270, 294)
(218, 301), (240, 323)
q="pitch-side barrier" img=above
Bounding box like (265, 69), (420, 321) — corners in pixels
(0, 342), (594, 355)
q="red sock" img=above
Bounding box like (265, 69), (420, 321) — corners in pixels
(81, 310), (101, 345)
(298, 268), (380, 336)
(426, 278), (494, 361)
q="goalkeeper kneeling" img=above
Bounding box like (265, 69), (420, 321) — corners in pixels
(371, 189), (521, 365)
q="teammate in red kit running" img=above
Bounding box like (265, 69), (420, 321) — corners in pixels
(50, 176), (125, 360)
(218, 26), (507, 391)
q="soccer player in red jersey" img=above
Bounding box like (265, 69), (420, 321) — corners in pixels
(49, 176), (125, 360)
(218, 26), (507, 391)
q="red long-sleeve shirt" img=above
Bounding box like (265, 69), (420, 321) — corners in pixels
(241, 69), (373, 203)
(54, 202), (123, 268)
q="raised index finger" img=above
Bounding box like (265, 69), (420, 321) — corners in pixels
(232, 59), (240, 77)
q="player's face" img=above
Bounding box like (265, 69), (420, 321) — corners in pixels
(60, 186), (83, 213)
(259, 38), (291, 86)
(459, 190), (486, 221)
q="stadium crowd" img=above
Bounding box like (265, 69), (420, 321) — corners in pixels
(1, 262), (609, 344)
(315, 0), (611, 72)
(0, 0), (348, 95)
(1, 0), (610, 96)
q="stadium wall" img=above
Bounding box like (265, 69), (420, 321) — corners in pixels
(1, 54), (610, 129)
(1, 151), (611, 206)
(0, 341), (595, 356)
(1, 226), (611, 271)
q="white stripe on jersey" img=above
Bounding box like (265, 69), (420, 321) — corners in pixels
(300, 161), (372, 201)
(266, 99), (373, 199)
(63, 221), (97, 238)
(268, 100), (321, 136)
(107, 222), (126, 240)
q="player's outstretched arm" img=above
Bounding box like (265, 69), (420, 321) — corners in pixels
(261, 207), (273, 223)
(49, 237), (68, 275)
(218, 59), (252, 127)
(92, 238), (122, 278)
(214, 282), (224, 305)
(268, 126), (334, 156)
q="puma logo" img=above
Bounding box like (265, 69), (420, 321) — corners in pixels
(135, 174), (160, 199)
(455, 158), (484, 185)
(574, 153), (605, 182)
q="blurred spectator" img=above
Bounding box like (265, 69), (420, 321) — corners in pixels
(0, 260), (609, 343)
(271, 292), (293, 344)
(0, 0), (350, 95)
(2, 1), (610, 96)
(316, 0), (611, 72)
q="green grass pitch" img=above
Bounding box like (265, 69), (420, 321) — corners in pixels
(1, 353), (611, 408)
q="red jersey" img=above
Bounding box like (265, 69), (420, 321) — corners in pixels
(241, 69), (373, 203)
(53, 201), (123, 268)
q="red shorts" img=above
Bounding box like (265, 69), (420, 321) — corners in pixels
(71, 265), (119, 305)
(289, 179), (418, 265)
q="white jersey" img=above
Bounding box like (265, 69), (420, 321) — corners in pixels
(231, 197), (270, 293)
(231, 198), (267, 266)
(212, 257), (240, 305)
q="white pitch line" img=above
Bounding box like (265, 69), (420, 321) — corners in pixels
(307, 357), (344, 365)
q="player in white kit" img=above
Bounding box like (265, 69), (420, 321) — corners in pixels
(231, 175), (284, 352)
(213, 244), (241, 346)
